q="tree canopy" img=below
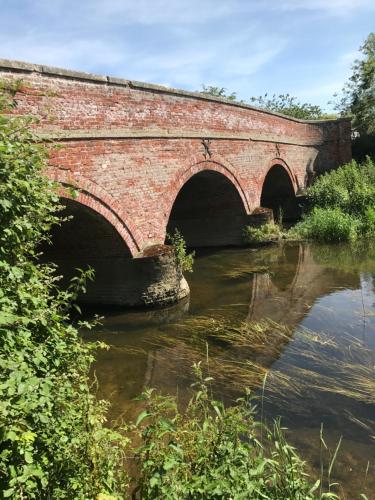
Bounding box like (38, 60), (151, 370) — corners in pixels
(198, 86), (332, 120)
(249, 93), (329, 120)
(199, 84), (239, 102)
(336, 32), (375, 135)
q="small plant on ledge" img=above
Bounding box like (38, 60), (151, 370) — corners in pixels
(167, 228), (195, 273)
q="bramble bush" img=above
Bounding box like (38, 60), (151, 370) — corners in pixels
(0, 86), (128, 498)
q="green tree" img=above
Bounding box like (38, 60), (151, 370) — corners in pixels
(199, 84), (239, 102)
(199, 85), (332, 120)
(336, 32), (375, 135)
(249, 93), (330, 120)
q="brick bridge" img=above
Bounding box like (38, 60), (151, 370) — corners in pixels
(0, 59), (352, 306)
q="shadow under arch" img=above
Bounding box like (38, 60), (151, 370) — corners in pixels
(166, 168), (248, 247)
(42, 197), (133, 305)
(260, 163), (299, 222)
(49, 169), (141, 255)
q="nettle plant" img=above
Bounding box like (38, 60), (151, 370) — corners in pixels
(0, 83), (128, 498)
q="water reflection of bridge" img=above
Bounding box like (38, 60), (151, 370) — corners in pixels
(90, 243), (360, 420)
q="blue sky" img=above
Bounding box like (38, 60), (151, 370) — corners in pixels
(1, 0), (374, 109)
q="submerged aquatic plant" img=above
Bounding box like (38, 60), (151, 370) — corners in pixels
(134, 317), (375, 425)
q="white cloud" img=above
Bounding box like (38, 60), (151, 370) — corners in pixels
(278, 0), (374, 15)
(1, 0), (369, 109)
(0, 6), (287, 93)
(121, 29), (287, 90)
(338, 50), (360, 66)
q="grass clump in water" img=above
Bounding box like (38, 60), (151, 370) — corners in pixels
(243, 222), (283, 245)
(290, 207), (359, 242)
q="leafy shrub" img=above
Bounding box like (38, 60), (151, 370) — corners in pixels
(167, 228), (195, 273)
(292, 157), (375, 242)
(292, 207), (359, 243)
(361, 206), (375, 236)
(307, 157), (375, 215)
(130, 363), (339, 499)
(243, 223), (282, 244)
(0, 87), (128, 498)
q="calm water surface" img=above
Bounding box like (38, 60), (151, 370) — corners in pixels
(83, 242), (375, 499)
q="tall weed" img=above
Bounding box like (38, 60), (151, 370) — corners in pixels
(130, 363), (340, 499)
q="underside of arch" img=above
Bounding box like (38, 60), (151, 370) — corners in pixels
(42, 198), (133, 304)
(260, 165), (299, 222)
(42, 198), (190, 307)
(166, 170), (248, 247)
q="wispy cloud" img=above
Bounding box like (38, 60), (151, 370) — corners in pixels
(87, 0), (240, 25)
(0, 0), (372, 107)
(280, 0), (375, 15)
(0, 4), (287, 92)
(339, 49), (360, 66)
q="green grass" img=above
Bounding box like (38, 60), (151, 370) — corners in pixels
(243, 223), (283, 244)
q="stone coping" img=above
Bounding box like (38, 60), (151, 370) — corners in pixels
(36, 128), (330, 146)
(0, 58), (350, 126)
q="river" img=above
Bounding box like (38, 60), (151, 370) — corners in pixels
(83, 241), (375, 499)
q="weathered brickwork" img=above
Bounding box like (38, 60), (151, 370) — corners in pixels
(0, 59), (352, 256)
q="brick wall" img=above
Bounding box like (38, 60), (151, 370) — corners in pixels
(0, 59), (352, 255)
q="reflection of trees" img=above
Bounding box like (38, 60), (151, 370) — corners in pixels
(311, 241), (375, 276)
(248, 242), (359, 327)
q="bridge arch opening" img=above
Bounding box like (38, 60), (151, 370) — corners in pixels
(42, 198), (132, 305)
(260, 164), (299, 222)
(166, 170), (247, 247)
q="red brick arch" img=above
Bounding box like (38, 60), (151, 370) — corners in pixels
(50, 169), (141, 256)
(262, 158), (297, 193)
(257, 158), (298, 207)
(164, 159), (250, 224)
